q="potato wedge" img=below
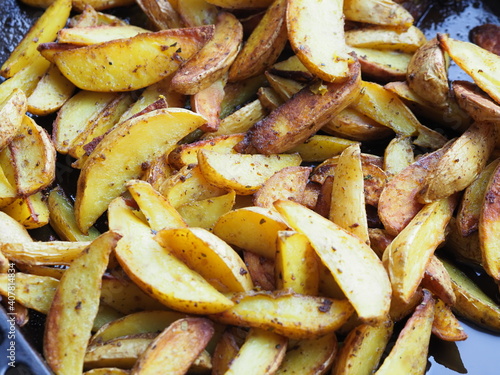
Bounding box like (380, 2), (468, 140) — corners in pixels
(84, 368), (129, 375)
(351, 47), (411, 82)
(0, 241), (90, 266)
(287, 135), (357, 163)
(344, 0), (413, 28)
(0, 0), (71, 78)
(383, 136), (414, 177)
(275, 200), (391, 322)
(374, 290), (435, 375)
(0, 88), (26, 150)
(135, 0), (183, 30)
(419, 121), (496, 203)
(131, 318), (214, 375)
(210, 290), (354, 339)
(453, 80), (500, 122)
(228, 0), (288, 82)
(439, 33), (500, 105)
(421, 255), (456, 306)
(109, 197), (234, 314)
(287, 0), (353, 82)
(205, 0), (273, 9)
(197, 149), (302, 195)
(3, 191), (50, 229)
(213, 206), (288, 258)
(154, 227), (253, 293)
(432, 299), (467, 342)
(75, 108), (206, 233)
(171, 12), (242, 95)
(445, 219), (483, 266)
(236, 61), (361, 154)
(57, 25), (148, 46)
(43, 26), (214, 92)
(346, 25), (426, 53)
(44, 231), (120, 375)
(479, 161), (500, 280)
(225, 328), (287, 375)
(177, 0), (217, 27)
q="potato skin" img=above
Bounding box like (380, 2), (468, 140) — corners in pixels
(470, 23), (500, 56)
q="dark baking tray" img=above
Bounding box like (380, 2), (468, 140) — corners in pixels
(1, 0), (500, 374)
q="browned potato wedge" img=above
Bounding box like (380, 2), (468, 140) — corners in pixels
(344, 0), (413, 28)
(243, 250), (275, 291)
(108, 197), (234, 314)
(75, 108), (206, 233)
(0, 88), (26, 150)
(41, 27), (214, 92)
(419, 121), (496, 203)
(275, 200), (391, 322)
(479, 161), (500, 281)
(375, 290), (435, 374)
(211, 290), (354, 339)
(386, 195), (457, 302)
(171, 12), (242, 95)
(84, 368), (130, 375)
(236, 61), (361, 154)
(131, 318), (214, 375)
(470, 23), (500, 55)
(136, 0), (183, 30)
(432, 299), (468, 342)
(453, 80), (500, 122)
(197, 149), (302, 195)
(439, 33), (500, 105)
(421, 256), (456, 306)
(445, 219), (483, 266)
(72, 0), (135, 12)
(332, 320), (393, 375)
(351, 47), (412, 82)
(205, 0), (273, 8)
(0, 0), (71, 78)
(177, 0), (217, 27)
(44, 232), (120, 375)
(287, 0), (353, 82)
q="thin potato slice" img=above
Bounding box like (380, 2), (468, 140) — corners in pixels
(226, 328), (287, 375)
(374, 290), (435, 375)
(154, 227), (253, 293)
(0, 0), (71, 78)
(131, 318), (214, 375)
(43, 27), (214, 92)
(386, 195), (457, 303)
(274, 200), (391, 322)
(0, 88), (26, 150)
(287, 0), (353, 82)
(197, 149), (302, 195)
(479, 161), (500, 280)
(75, 108), (206, 233)
(210, 290), (354, 339)
(109, 197), (234, 314)
(439, 33), (500, 105)
(44, 231), (121, 375)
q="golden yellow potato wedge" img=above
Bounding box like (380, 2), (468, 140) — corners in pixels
(225, 328), (287, 375)
(47, 186), (101, 242)
(0, 165), (16, 210)
(43, 26), (214, 92)
(0, 272), (58, 314)
(211, 290), (354, 339)
(0, 88), (26, 150)
(419, 121), (496, 203)
(0, 210), (33, 243)
(275, 200), (391, 322)
(351, 47), (411, 82)
(57, 25), (149, 46)
(75, 108), (206, 233)
(332, 320), (393, 375)
(457, 159), (499, 236)
(85, 335), (154, 370)
(228, 0), (288, 82)
(287, 0), (353, 82)
(177, 0), (217, 27)
(190, 78), (226, 132)
(0, 0), (71, 78)
(2, 191), (50, 229)
(378, 145), (450, 236)
(344, 0), (413, 28)
(90, 310), (187, 346)
(155, 227), (253, 293)
(445, 219), (483, 266)
(176, 190), (236, 230)
(83, 368), (130, 375)
(479, 161), (500, 280)
(197, 149), (302, 195)
(421, 255), (456, 306)
(438, 33), (500, 105)
(441, 257), (500, 332)
(236, 61), (361, 154)
(287, 135), (357, 163)
(44, 231), (120, 375)
(126, 180), (186, 231)
(275, 231), (319, 296)
(346, 25), (426, 53)
(386, 195), (457, 302)
(383, 136), (414, 177)
(432, 299), (467, 342)
(407, 38), (449, 109)
(374, 290), (435, 375)
(452, 80), (500, 122)
(72, 0), (135, 11)
(213, 206), (288, 258)
(135, 0), (183, 30)
(109, 197), (234, 314)
(0, 241), (90, 266)
(329, 143), (369, 244)
(171, 12), (242, 95)
(275, 333), (337, 375)
(131, 318), (214, 375)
